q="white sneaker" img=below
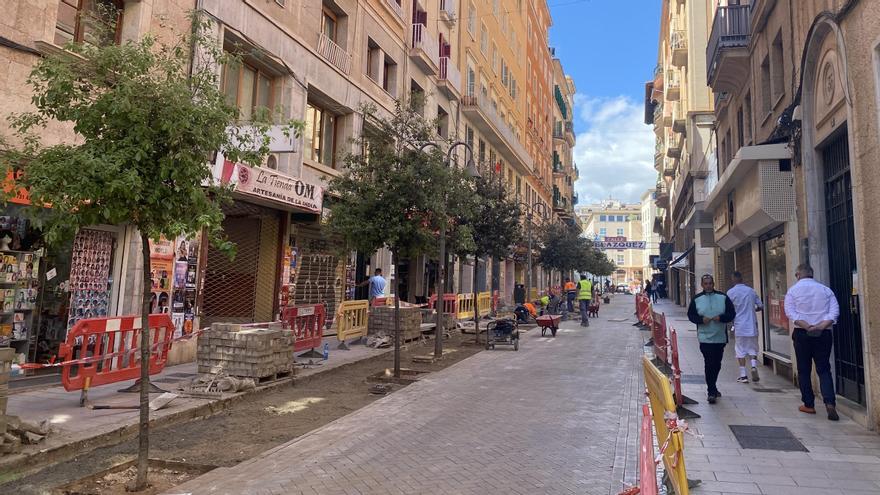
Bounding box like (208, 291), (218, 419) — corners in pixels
(737, 376), (749, 384)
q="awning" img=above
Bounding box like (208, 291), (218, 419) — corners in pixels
(670, 246), (694, 269)
(705, 142), (792, 212)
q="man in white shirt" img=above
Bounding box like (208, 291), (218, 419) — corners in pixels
(727, 271), (763, 384)
(784, 264), (841, 421)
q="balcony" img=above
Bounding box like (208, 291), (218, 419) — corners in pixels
(553, 152), (564, 174)
(438, 56), (461, 100)
(564, 120), (575, 144)
(317, 33), (352, 75)
(410, 23), (440, 74)
(653, 102), (664, 126)
(707, 5), (752, 92)
(553, 121), (564, 140)
(670, 30), (688, 67)
(462, 93), (533, 173)
(665, 70), (680, 101)
(672, 101), (686, 134)
(655, 136), (665, 170)
(385, 0), (404, 20)
(663, 156), (677, 176)
(655, 182), (670, 208)
(572, 193), (579, 206)
(440, 0), (455, 24)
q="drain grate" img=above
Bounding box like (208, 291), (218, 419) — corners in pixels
(680, 374), (705, 384)
(729, 425), (808, 452)
(752, 388), (784, 393)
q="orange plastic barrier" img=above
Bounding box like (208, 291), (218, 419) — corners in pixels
(669, 326), (684, 407)
(282, 304), (326, 354)
(428, 294), (457, 315)
(640, 404), (659, 495)
(59, 314), (175, 405)
(652, 310), (668, 365)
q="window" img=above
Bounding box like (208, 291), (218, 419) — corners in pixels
(437, 106), (449, 138)
(736, 106), (745, 150)
(305, 102), (337, 168)
(366, 38), (380, 81)
(617, 228), (624, 236)
(480, 24), (488, 54)
(322, 7), (338, 43)
(466, 60), (476, 96)
(221, 58), (275, 122)
(492, 44), (498, 73)
(617, 255), (625, 264)
(410, 80), (425, 116)
(465, 126), (474, 152)
(599, 228), (607, 237)
(55, 0), (123, 46)
(382, 55), (398, 95)
(478, 139), (486, 164)
(467, 3), (476, 35)
(761, 55), (771, 114)
(599, 215), (607, 222)
(617, 215), (625, 222)
(771, 32), (784, 103)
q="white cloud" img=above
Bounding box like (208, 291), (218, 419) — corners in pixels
(572, 95), (656, 205)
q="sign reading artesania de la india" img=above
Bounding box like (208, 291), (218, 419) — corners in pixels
(212, 156), (323, 213)
(595, 237), (646, 250)
(235, 164), (323, 213)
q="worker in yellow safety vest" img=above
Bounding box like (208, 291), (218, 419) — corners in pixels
(576, 275), (594, 327)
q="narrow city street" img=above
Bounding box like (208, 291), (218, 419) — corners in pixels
(168, 297), (646, 495)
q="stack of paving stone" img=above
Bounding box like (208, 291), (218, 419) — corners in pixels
(197, 323), (295, 380)
(368, 306), (422, 341)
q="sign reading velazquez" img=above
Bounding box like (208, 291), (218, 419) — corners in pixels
(596, 240), (646, 249)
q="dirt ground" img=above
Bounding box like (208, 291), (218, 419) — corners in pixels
(2, 333), (483, 495)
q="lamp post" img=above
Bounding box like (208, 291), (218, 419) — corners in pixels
(518, 201), (550, 303)
(421, 141), (480, 358)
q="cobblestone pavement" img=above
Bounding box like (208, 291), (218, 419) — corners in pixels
(651, 299), (880, 495)
(169, 297), (646, 495)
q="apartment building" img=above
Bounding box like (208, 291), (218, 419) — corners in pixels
(640, 189), (662, 282)
(693, 0), (880, 427)
(577, 201), (647, 288)
(644, 0), (715, 307)
(552, 59), (579, 223)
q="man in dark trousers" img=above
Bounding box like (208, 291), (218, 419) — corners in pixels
(687, 274), (736, 404)
(784, 264), (841, 420)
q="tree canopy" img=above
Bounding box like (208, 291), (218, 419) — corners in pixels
(537, 222), (614, 277)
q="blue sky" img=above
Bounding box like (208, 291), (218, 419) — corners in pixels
(549, 0), (661, 205)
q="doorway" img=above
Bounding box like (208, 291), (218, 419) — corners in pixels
(822, 130), (865, 404)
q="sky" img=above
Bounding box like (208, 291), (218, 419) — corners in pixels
(548, 0), (661, 206)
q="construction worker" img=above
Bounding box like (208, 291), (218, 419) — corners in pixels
(564, 277), (577, 314)
(576, 274), (594, 327)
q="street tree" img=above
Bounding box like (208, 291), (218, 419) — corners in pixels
(451, 171), (522, 340)
(326, 100), (455, 378)
(538, 222), (613, 283)
(1, 14), (290, 490)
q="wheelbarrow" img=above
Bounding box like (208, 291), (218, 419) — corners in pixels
(536, 314), (562, 337)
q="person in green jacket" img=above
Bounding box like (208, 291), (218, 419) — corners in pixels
(687, 274), (736, 404)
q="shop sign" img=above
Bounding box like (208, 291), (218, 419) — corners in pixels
(214, 157), (322, 213)
(596, 239), (646, 250)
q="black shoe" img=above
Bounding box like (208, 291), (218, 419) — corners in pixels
(707, 395), (717, 404)
(827, 405), (840, 421)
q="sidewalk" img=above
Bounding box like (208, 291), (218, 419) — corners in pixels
(650, 298), (880, 495)
(168, 297), (647, 495)
(1, 336), (389, 477)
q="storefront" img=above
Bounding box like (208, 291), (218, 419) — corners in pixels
(205, 157), (324, 326)
(0, 199), (130, 370)
(759, 228), (790, 360)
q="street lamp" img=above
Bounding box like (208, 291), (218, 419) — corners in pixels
(420, 141), (480, 358)
(518, 201), (550, 304)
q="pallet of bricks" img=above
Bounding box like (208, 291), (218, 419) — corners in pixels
(368, 306), (421, 341)
(197, 323), (295, 382)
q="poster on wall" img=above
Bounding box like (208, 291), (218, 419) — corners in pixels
(169, 235), (200, 337)
(68, 229), (114, 329)
(149, 238), (174, 314)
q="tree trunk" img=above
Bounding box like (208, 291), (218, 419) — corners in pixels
(472, 255), (480, 345)
(134, 232), (151, 490)
(434, 222), (446, 359)
(391, 249), (401, 378)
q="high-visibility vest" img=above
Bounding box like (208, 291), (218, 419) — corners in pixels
(577, 280), (593, 300)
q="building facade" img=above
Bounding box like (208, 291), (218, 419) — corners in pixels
(651, 0), (880, 429)
(640, 189), (662, 282)
(577, 201), (647, 289)
(645, 0), (716, 307)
